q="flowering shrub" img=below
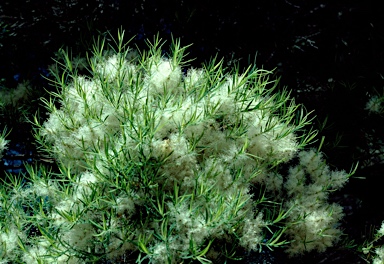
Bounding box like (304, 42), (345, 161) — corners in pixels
(0, 30), (354, 263)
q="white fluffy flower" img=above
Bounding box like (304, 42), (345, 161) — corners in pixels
(146, 59), (182, 94)
(366, 95), (383, 114)
(378, 222), (384, 237)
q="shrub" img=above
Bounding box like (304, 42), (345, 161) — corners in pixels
(0, 30), (354, 263)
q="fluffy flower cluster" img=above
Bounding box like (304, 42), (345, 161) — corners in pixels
(366, 95), (384, 114)
(282, 150), (349, 255)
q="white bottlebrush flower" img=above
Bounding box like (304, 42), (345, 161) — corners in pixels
(238, 213), (265, 251)
(378, 222), (384, 237)
(299, 149), (324, 175)
(61, 223), (95, 252)
(115, 195), (136, 217)
(151, 242), (168, 263)
(73, 171), (98, 200)
(373, 246), (384, 264)
(96, 54), (121, 81)
(21, 240), (50, 264)
(279, 148), (351, 255)
(184, 68), (205, 89)
(264, 172), (284, 194)
(145, 59), (182, 94)
(31, 179), (60, 198)
(285, 166), (306, 196)
(366, 95), (383, 114)
(0, 226), (26, 257)
(247, 116), (298, 163)
(285, 203), (343, 256)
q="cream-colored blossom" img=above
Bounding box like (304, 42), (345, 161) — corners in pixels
(239, 213), (264, 251)
(145, 59), (182, 95)
(373, 246), (384, 264)
(366, 95), (383, 114)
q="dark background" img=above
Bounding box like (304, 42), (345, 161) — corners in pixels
(1, 0), (383, 263)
